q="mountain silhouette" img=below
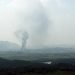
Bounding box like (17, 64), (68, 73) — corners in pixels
(0, 41), (20, 51)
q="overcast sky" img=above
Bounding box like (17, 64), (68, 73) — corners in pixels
(0, 0), (75, 48)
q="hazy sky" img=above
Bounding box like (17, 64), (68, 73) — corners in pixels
(0, 0), (75, 48)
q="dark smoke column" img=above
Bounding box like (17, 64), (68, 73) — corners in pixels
(15, 30), (29, 50)
(21, 31), (28, 50)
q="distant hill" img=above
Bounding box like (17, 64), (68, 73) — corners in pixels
(0, 41), (20, 51)
(30, 47), (75, 53)
(0, 41), (74, 52)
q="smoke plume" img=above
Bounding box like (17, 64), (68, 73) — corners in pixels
(15, 0), (49, 48)
(15, 30), (29, 50)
